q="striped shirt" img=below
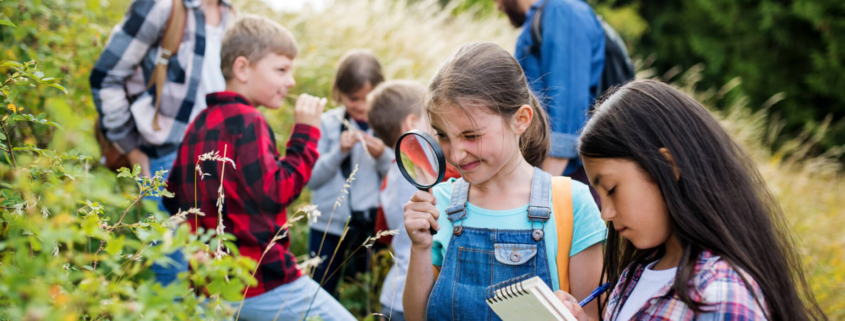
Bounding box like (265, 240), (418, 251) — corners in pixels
(606, 250), (770, 320)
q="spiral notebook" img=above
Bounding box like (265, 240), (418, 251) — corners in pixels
(485, 275), (578, 321)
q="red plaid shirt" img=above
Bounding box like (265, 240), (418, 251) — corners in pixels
(605, 250), (769, 320)
(163, 92), (320, 298)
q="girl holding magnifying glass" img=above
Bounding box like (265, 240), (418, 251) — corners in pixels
(402, 42), (606, 321)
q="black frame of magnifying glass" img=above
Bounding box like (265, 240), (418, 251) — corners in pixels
(395, 130), (447, 190)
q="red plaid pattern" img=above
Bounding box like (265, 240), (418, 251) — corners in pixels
(605, 250), (769, 320)
(163, 91), (320, 298)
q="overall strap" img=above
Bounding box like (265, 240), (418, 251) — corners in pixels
(527, 167), (552, 241)
(445, 178), (470, 235)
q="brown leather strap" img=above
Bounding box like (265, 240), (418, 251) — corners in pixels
(148, 0), (187, 131)
(552, 176), (574, 292)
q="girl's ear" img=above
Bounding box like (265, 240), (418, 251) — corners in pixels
(232, 56), (251, 83)
(512, 104), (533, 135)
(659, 147), (681, 181)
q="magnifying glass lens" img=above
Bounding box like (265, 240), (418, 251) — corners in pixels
(398, 134), (441, 187)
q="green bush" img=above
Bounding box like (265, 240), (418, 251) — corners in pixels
(0, 2), (256, 319)
(595, 0), (845, 154)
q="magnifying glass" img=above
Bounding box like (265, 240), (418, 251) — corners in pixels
(395, 130), (446, 235)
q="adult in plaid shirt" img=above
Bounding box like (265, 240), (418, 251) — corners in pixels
(90, 0), (234, 177)
(162, 16), (354, 320)
(555, 80), (825, 321)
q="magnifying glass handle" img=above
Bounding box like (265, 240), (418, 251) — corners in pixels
(416, 187), (439, 235)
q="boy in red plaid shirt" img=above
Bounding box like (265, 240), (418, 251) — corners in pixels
(163, 15), (355, 321)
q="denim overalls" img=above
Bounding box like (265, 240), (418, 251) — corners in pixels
(427, 168), (555, 320)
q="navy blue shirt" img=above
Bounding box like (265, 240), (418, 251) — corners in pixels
(515, 0), (605, 166)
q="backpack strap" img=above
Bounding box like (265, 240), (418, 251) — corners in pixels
(527, 168), (552, 241)
(529, 0), (548, 56)
(551, 176), (574, 293)
(149, 0), (187, 131)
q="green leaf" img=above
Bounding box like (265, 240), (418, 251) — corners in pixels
(221, 278), (245, 301)
(0, 19), (15, 28)
(48, 84), (67, 94)
(117, 167), (132, 178)
(105, 235), (125, 256)
(0, 132), (5, 140)
(81, 214), (100, 237)
(0, 61), (21, 68)
(7, 89), (17, 104)
(46, 121), (63, 129)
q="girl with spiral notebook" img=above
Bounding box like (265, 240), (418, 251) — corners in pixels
(401, 42), (607, 321)
(552, 80), (826, 321)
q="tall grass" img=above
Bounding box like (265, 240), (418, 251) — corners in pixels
(244, 0), (842, 318)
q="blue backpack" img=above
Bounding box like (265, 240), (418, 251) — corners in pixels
(529, 0), (635, 100)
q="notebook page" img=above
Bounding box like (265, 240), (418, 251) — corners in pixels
(487, 276), (579, 321)
(525, 280), (578, 321)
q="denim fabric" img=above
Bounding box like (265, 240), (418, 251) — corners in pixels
(146, 151), (187, 286)
(425, 169), (555, 320)
(224, 275), (356, 321)
(425, 227), (554, 320)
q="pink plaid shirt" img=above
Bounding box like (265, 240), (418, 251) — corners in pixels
(605, 250), (769, 320)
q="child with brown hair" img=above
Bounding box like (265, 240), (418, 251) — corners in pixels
(306, 49), (394, 297)
(367, 80), (431, 321)
(163, 15), (354, 321)
(402, 42), (606, 321)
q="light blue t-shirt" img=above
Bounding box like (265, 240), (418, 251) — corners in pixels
(430, 178), (606, 291)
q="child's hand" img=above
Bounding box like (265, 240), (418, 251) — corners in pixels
(554, 290), (590, 321)
(294, 94), (327, 128)
(340, 131), (358, 154)
(404, 190), (441, 250)
(363, 134), (386, 158)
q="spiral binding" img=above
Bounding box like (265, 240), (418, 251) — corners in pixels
(485, 274), (534, 304)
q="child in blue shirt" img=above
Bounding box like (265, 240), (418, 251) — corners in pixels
(402, 42), (606, 321)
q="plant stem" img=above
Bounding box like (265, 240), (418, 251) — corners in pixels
(0, 121), (17, 168)
(92, 193), (144, 269)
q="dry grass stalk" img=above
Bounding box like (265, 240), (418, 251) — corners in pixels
(235, 205), (320, 320)
(337, 115), (372, 160)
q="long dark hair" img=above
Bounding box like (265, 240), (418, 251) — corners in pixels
(580, 80), (825, 321)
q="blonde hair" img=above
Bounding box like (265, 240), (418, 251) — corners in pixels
(426, 42), (550, 167)
(367, 80), (427, 148)
(221, 14), (298, 80)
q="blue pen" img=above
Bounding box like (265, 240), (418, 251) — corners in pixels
(579, 282), (611, 307)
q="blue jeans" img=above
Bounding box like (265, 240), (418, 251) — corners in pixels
(308, 228), (371, 298)
(146, 151), (188, 287)
(225, 275), (356, 321)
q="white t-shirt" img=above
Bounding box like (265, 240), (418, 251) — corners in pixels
(615, 262), (677, 321)
(191, 23), (227, 119)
